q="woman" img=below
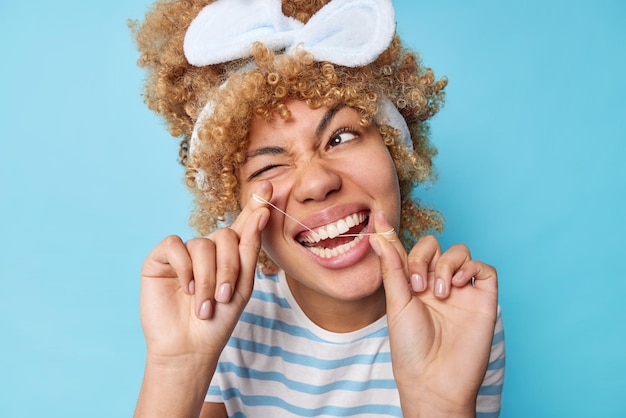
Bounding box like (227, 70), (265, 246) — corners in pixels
(132, 0), (505, 416)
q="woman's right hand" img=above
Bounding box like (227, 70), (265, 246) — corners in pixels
(139, 183), (272, 365)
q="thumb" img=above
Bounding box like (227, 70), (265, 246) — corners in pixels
(230, 181), (273, 236)
(236, 205), (270, 298)
(369, 212), (412, 318)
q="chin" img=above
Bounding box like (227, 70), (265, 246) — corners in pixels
(289, 251), (384, 299)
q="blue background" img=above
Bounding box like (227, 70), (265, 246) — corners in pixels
(1, 0), (624, 416)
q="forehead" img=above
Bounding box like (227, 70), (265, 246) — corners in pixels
(248, 101), (326, 143)
(247, 100), (362, 149)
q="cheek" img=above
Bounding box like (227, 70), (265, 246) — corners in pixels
(258, 194), (289, 248)
(354, 152), (400, 193)
(260, 222), (286, 266)
(357, 153), (401, 222)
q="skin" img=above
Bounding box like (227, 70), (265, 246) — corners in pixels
(238, 100), (400, 331)
(134, 100), (499, 418)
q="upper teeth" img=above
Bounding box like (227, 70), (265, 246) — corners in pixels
(301, 212), (366, 244)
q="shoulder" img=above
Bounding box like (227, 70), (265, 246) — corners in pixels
(200, 402), (227, 418)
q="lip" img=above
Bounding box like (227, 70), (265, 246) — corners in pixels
(290, 204), (375, 269)
(292, 203), (368, 234)
(297, 211), (368, 244)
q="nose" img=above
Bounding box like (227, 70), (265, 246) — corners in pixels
(292, 159), (342, 203)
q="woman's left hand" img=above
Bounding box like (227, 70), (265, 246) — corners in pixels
(368, 212), (498, 417)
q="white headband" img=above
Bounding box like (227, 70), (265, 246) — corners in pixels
(184, 0), (395, 67)
(184, 0), (412, 173)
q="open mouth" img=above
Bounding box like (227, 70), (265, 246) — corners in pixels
(296, 211), (369, 259)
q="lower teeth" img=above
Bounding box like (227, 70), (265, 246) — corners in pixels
(307, 235), (364, 259)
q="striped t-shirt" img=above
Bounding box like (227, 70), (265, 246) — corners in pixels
(206, 269), (505, 417)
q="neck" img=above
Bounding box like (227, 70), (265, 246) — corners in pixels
(285, 274), (387, 333)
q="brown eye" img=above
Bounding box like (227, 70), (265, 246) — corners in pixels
(328, 130), (358, 148)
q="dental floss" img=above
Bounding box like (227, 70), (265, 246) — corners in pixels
(252, 193), (395, 238)
(252, 193), (316, 233)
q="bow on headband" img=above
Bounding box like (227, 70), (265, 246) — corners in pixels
(185, 0), (413, 165)
(184, 0), (396, 67)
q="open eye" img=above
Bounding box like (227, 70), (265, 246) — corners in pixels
(328, 128), (358, 148)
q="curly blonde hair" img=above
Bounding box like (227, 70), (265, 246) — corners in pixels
(131, 0), (447, 267)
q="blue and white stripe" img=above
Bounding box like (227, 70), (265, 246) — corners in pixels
(206, 270), (505, 417)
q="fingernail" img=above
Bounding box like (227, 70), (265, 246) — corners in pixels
(216, 283), (233, 303)
(369, 236), (382, 256)
(435, 278), (446, 297)
(188, 280), (195, 295)
(452, 271), (463, 284)
(411, 274), (425, 292)
(252, 193), (265, 204)
(199, 300), (212, 319)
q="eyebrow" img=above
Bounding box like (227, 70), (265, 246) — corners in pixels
(315, 103), (345, 138)
(245, 102), (346, 160)
(246, 145), (287, 159)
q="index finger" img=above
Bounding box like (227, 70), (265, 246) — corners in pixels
(230, 181), (273, 236)
(407, 235), (442, 293)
